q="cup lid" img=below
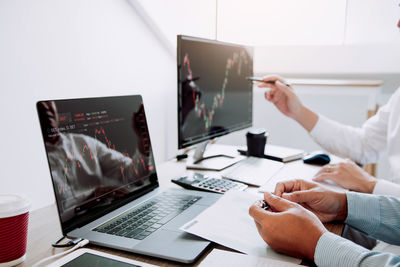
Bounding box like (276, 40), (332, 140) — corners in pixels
(0, 194), (30, 218)
(247, 128), (268, 136)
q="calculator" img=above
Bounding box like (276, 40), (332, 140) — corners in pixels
(171, 173), (248, 194)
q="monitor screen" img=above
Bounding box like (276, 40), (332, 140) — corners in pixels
(37, 95), (158, 234)
(177, 35), (253, 148)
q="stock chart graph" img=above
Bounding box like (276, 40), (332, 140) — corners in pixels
(183, 50), (249, 130)
(178, 37), (253, 147)
(57, 126), (152, 196)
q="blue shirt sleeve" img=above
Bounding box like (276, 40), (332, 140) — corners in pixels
(314, 192), (400, 266)
(345, 192), (400, 245)
(315, 232), (400, 267)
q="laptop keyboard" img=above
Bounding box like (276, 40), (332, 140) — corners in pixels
(94, 193), (201, 240)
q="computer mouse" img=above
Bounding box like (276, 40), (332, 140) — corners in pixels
(302, 151), (331, 165)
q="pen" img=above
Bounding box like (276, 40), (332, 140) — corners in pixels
(255, 199), (271, 211)
(261, 200), (270, 211)
(246, 76), (291, 87)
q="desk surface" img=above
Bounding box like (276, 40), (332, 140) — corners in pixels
(21, 148), (344, 266)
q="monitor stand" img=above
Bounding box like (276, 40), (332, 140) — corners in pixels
(186, 141), (244, 171)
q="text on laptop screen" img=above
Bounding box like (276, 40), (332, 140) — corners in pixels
(37, 95), (158, 231)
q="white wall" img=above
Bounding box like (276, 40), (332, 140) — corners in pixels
(345, 0), (400, 44)
(1, 0), (399, 211)
(137, 0), (216, 47)
(0, 0), (180, 210)
(254, 45), (400, 75)
(217, 0), (347, 45)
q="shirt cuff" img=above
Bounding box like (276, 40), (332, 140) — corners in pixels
(345, 191), (380, 235)
(309, 114), (330, 138)
(315, 232), (369, 267)
(373, 180), (400, 198)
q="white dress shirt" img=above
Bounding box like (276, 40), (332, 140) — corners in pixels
(309, 88), (400, 197)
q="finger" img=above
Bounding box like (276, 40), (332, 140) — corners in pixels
(274, 180), (297, 196)
(274, 179), (317, 196)
(281, 190), (317, 204)
(249, 204), (270, 223)
(313, 172), (337, 182)
(264, 192), (295, 212)
(264, 91), (271, 101)
(271, 93), (281, 104)
(261, 75), (286, 84)
(254, 220), (262, 230)
(265, 90), (275, 101)
(264, 87), (278, 102)
(314, 168), (325, 177)
(315, 164), (336, 177)
(258, 82), (276, 88)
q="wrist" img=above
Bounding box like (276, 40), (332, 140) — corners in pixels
(363, 179), (377, 194)
(309, 227), (327, 260)
(293, 105), (318, 132)
(335, 192), (348, 221)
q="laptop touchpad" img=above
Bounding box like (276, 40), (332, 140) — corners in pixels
(133, 229), (209, 263)
(161, 204), (208, 231)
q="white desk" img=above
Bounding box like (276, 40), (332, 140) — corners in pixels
(22, 145), (344, 266)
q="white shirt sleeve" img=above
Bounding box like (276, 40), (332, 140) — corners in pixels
(373, 180), (400, 198)
(309, 104), (390, 165)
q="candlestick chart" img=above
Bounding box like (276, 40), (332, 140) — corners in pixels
(182, 49), (250, 131)
(57, 126), (153, 196)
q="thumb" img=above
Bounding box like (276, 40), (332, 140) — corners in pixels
(264, 192), (295, 212)
(313, 173), (334, 183)
(282, 190), (316, 204)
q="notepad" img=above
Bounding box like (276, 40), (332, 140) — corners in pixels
(238, 144), (305, 163)
(180, 190), (301, 264)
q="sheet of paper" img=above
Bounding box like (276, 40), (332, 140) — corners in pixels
(258, 160), (320, 193)
(180, 190), (301, 264)
(258, 158), (346, 193)
(199, 249), (300, 267)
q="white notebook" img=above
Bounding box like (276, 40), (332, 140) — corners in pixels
(238, 144), (305, 163)
(263, 144), (305, 162)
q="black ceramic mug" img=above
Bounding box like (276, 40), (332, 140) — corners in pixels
(246, 128), (268, 158)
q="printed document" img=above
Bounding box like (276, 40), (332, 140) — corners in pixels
(180, 190), (301, 264)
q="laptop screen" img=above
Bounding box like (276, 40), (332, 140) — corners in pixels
(37, 95), (158, 234)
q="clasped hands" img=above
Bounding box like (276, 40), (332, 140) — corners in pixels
(249, 179), (348, 260)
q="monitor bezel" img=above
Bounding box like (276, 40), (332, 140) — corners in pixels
(177, 35), (253, 149)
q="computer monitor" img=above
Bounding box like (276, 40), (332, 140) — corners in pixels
(177, 35), (253, 170)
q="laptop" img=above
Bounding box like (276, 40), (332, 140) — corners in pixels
(37, 95), (221, 263)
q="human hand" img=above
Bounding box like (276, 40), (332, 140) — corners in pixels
(259, 75), (318, 131)
(313, 159), (377, 193)
(249, 193), (327, 260)
(258, 75), (302, 119)
(274, 179), (348, 222)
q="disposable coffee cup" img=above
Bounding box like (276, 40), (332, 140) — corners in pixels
(0, 194), (30, 267)
(246, 128), (268, 158)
